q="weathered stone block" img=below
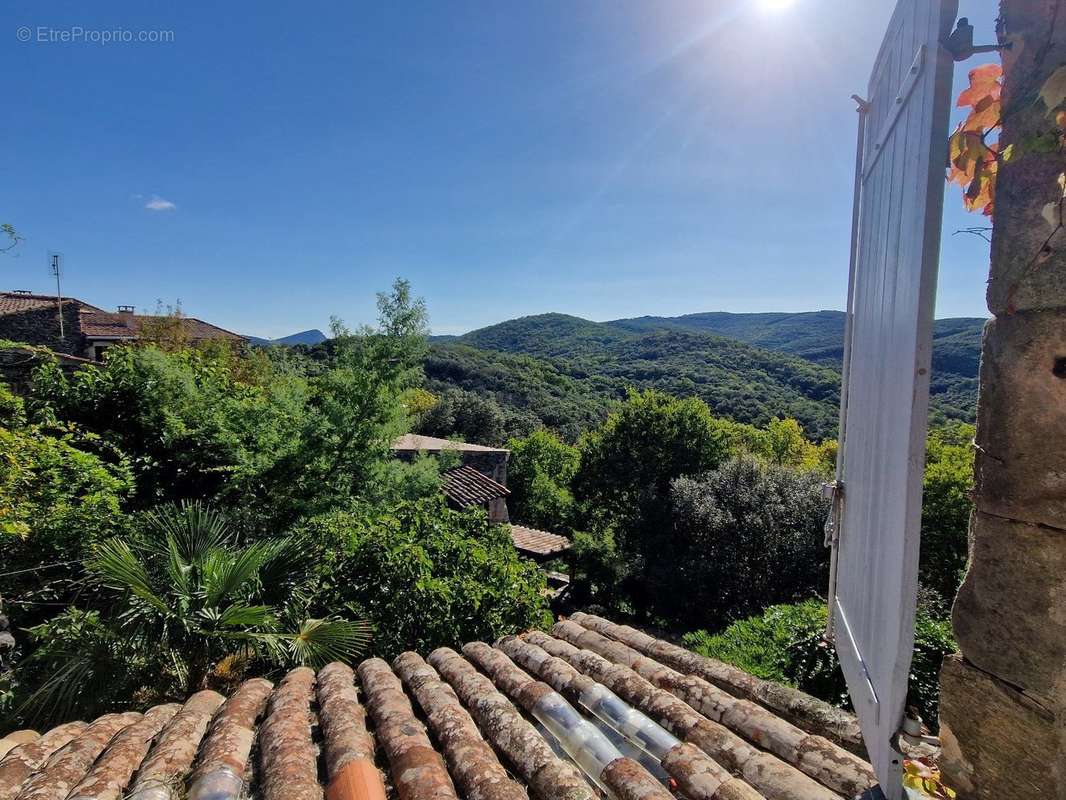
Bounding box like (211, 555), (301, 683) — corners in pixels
(985, 0), (1066, 315)
(973, 309), (1066, 530)
(938, 654), (1059, 799)
(952, 511), (1066, 705)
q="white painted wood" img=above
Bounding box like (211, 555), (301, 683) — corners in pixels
(832, 1), (957, 796)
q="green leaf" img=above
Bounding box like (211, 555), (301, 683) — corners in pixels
(88, 538), (170, 616)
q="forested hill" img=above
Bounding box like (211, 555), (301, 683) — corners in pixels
(423, 311), (984, 442)
(609, 310), (985, 371)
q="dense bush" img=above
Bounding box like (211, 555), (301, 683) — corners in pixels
(297, 498), (551, 659)
(683, 598), (957, 728)
(0, 384), (133, 622)
(28, 345), (306, 510)
(573, 389), (733, 615)
(666, 456), (829, 626)
(416, 388), (512, 446)
(24, 281), (430, 527)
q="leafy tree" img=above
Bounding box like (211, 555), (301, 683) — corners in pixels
(666, 455), (828, 626)
(920, 423), (974, 600)
(0, 383), (133, 622)
(572, 389), (732, 614)
(297, 498), (550, 659)
(17, 502), (369, 726)
(416, 387), (510, 446)
(270, 279), (430, 519)
(506, 430), (579, 529)
(28, 345), (306, 511)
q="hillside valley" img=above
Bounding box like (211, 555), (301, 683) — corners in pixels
(423, 311), (985, 442)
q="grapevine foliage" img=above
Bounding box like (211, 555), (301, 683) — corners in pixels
(948, 63), (1004, 217)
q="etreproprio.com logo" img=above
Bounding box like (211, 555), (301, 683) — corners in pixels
(17, 26), (175, 44)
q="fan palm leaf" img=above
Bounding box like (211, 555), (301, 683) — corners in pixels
(202, 538), (290, 607)
(143, 500), (232, 561)
(88, 538), (170, 616)
(284, 618), (373, 667)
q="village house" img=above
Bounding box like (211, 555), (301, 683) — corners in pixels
(391, 433), (571, 563)
(0, 290), (244, 361)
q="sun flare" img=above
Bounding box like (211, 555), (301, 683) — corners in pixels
(758, 0), (797, 13)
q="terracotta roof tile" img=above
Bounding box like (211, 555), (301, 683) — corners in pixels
(509, 525), (571, 557)
(0, 292), (242, 342)
(0, 613), (879, 800)
(78, 312), (243, 341)
(0, 293), (102, 316)
(440, 465), (510, 507)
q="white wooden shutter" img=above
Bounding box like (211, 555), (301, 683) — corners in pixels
(831, 1), (957, 796)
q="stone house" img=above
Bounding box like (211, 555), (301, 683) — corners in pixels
(391, 433), (571, 560)
(0, 290), (244, 361)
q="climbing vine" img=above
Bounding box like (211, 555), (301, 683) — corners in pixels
(947, 64), (1005, 217)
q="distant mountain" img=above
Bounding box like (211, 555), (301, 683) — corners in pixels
(444, 313), (843, 440)
(428, 311), (985, 440)
(247, 329), (327, 347)
(610, 310), (986, 371)
(606, 310), (985, 422)
(611, 311), (848, 362)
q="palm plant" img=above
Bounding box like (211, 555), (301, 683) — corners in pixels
(73, 502), (369, 700)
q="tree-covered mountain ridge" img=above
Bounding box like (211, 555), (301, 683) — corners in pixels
(424, 311), (984, 442)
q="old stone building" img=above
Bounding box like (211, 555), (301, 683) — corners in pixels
(0, 290), (244, 360)
(391, 433), (571, 560)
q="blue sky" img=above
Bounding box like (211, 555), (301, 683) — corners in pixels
(4, 1), (1000, 337)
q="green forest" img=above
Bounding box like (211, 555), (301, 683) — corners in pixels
(413, 312), (983, 444)
(1, 285), (973, 730)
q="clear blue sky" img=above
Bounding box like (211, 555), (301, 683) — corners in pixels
(4, 0), (999, 337)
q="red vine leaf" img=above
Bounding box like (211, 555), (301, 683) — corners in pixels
(948, 63), (1003, 217)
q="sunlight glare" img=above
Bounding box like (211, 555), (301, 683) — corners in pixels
(758, 0), (797, 13)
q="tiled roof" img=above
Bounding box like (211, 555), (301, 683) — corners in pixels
(510, 524), (571, 557)
(440, 465), (510, 507)
(78, 312), (244, 341)
(0, 293), (243, 342)
(391, 434), (509, 454)
(0, 293), (102, 316)
(0, 613), (877, 800)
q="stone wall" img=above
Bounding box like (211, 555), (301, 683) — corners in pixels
(0, 347), (90, 394)
(938, 3), (1066, 796)
(0, 305), (85, 356)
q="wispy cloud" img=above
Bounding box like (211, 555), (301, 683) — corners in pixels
(145, 195), (177, 211)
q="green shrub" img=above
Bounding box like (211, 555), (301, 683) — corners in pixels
(683, 598), (957, 727)
(572, 389), (733, 614)
(297, 497), (551, 659)
(666, 456), (828, 626)
(1, 383), (133, 620)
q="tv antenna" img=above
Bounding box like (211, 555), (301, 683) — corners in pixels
(49, 252), (64, 341)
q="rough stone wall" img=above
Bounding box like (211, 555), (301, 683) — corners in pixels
(457, 451), (509, 486)
(938, 2), (1066, 797)
(0, 348), (87, 395)
(0, 306), (85, 355)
